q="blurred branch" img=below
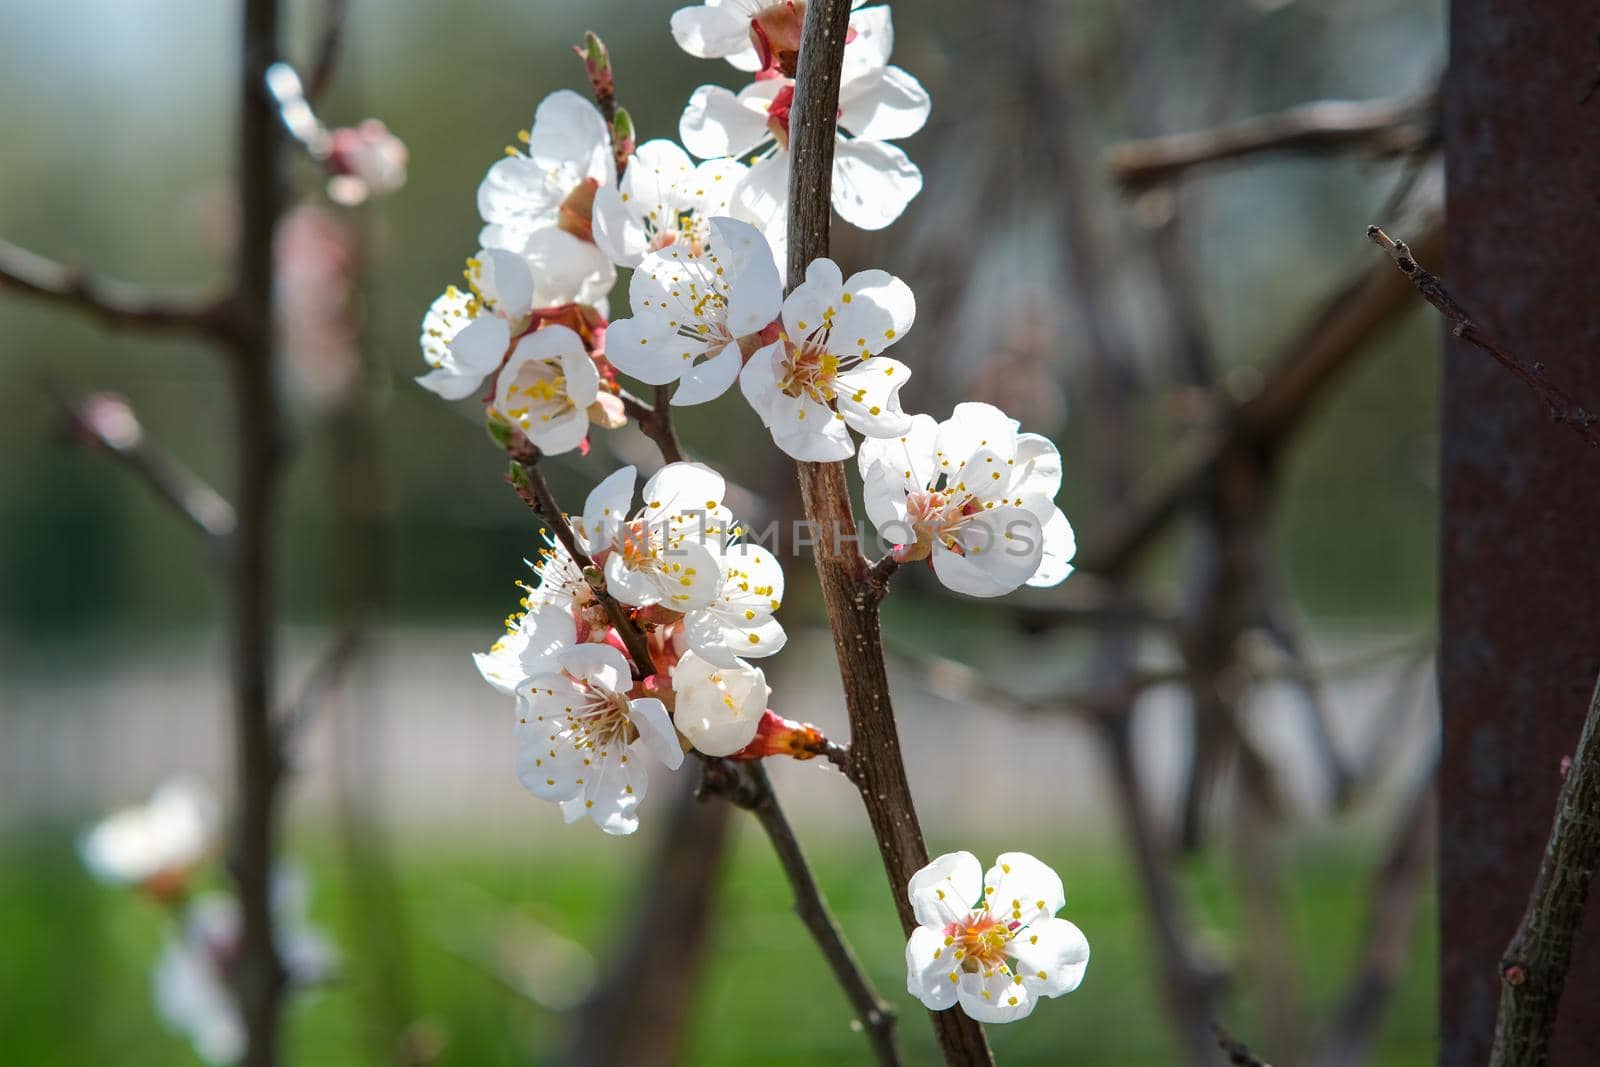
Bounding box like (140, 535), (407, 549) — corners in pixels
(1087, 215), (1444, 576)
(1108, 87), (1438, 191)
(0, 239), (229, 337)
(280, 627), (364, 738)
(1214, 1022), (1274, 1067)
(1368, 225), (1600, 447)
(58, 389), (237, 543)
(1312, 768), (1437, 1067)
(303, 0), (349, 102)
(701, 760), (901, 1066)
(1490, 670), (1600, 1065)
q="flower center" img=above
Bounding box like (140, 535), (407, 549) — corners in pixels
(778, 339), (842, 403)
(765, 83), (796, 149)
(558, 177), (600, 244)
(904, 488), (981, 551)
(647, 210), (709, 257)
(567, 683), (637, 755)
(945, 911), (1017, 974)
(502, 357), (573, 428)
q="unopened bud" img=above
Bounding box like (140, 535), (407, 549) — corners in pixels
(574, 31), (614, 98)
(507, 460), (534, 496)
(485, 410), (514, 450)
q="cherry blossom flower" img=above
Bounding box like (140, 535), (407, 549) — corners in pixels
(573, 463), (731, 612)
(80, 775), (220, 901)
(671, 649), (770, 756)
(154, 874), (336, 1065)
(325, 119), (408, 206)
(490, 324), (602, 455)
(739, 257), (915, 459)
(474, 601), (578, 706)
(679, 7), (928, 237)
(605, 216), (782, 406)
(670, 0), (870, 76)
(905, 851), (1089, 1024)
(591, 139), (747, 267)
(515, 643), (684, 835)
(478, 90), (616, 304)
(688, 535), (787, 662)
(417, 246), (598, 402)
(857, 402), (1076, 597)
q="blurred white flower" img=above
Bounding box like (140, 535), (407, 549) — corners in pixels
(739, 257), (915, 460)
(591, 139), (746, 267)
(679, 6), (927, 239)
(80, 775), (220, 901)
(491, 324), (602, 456)
(326, 119), (408, 206)
(605, 216), (782, 406)
(516, 643), (684, 835)
(857, 402), (1075, 597)
(155, 873), (337, 1065)
(478, 90), (616, 301)
(670, 649), (769, 756)
(905, 851), (1089, 1024)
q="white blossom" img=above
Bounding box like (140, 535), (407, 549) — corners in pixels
(80, 775), (220, 897)
(905, 851), (1089, 1024)
(474, 601), (578, 706)
(477, 90), (616, 303)
(679, 7), (927, 238)
(417, 246), (600, 402)
(516, 643), (684, 835)
(573, 463), (731, 611)
(687, 535), (787, 663)
(671, 649), (769, 756)
(155, 874), (336, 1065)
(670, 0), (870, 75)
(325, 119), (408, 206)
(858, 402), (1075, 597)
(606, 216), (782, 406)
(591, 139), (747, 267)
(739, 257), (914, 460)
(490, 324), (601, 455)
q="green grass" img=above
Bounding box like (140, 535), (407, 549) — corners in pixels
(0, 822), (1436, 1065)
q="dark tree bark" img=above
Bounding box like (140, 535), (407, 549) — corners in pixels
(1440, 3), (1600, 1062)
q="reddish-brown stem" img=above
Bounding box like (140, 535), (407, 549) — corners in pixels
(786, 1), (992, 1063)
(0, 239), (229, 337)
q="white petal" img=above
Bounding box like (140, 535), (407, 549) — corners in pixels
(770, 394), (855, 461)
(604, 313), (701, 386)
(840, 4), (894, 85)
(983, 851), (1066, 928)
(557, 642), (632, 692)
(670, 341), (743, 405)
(710, 216), (782, 336)
(730, 153), (789, 247)
(909, 851), (983, 928)
(782, 257), (845, 339)
(937, 402), (1020, 471)
(583, 753), (649, 835)
(858, 413), (938, 528)
(932, 507), (1045, 598)
(522, 228), (616, 307)
(905, 926), (960, 1011)
(477, 156), (562, 242)
(673, 651), (768, 756)
(840, 65), (931, 142)
(834, 358), (913, 439)
(580, 465), (637, 546)
(1012, 917), (1090, 998)
(630, 697), (685, 770)
(957, 970), (1038, 1024)
(527, 408), (589, 456)
(837, 268), (915, 355)
(416, 364), (486, 401)
(1012, 432), (1063, 502)
(1026, 508), (1076, 588)
(738, 340), (784, 426)
(670, 4), (752, 60)
(680, 84), (770, 160)
(527, 89), (614, 183)
(831, 138), (923, 231)
(448, 315), (512, 377)
(642, 461), (726, 519)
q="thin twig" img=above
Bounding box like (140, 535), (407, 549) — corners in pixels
(701, 760), (901, 1065)
(1214, 1022), (1274, 1067)
(281, 627), (364, 738)
(504, 452), (657, 678)
(58, 389), (237, 543)
(618, 389), (688, 465)
(1108, 87), (1438, 190)
(1367, 225), (1600, 447)
(302, 0), (349, 102)
(0, 239), (228, 337)
(1490, 670), (1600, 1065)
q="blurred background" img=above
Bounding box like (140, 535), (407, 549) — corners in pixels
(0, 0), (1445, 1063)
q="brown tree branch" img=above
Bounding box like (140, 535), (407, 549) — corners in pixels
(1108, 88), (1438, 191)
(302, 0), (348, 102)
(1214, 1022), (1274, 1067)
(1367, 225), (1600, 448)
(0, 239), (229, 337)
(701, 760), (901, 1065)
(229, 0), (291, 1062)
(618, 388), (687, 464)
(59, 390), (238, 543)
(1490, 670), (1600, 1065)
(786, 2), (992, 1062)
